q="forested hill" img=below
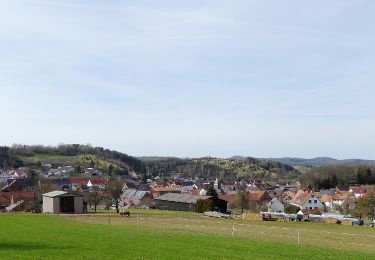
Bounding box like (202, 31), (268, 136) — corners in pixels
(0, 145), (300, 181)
(139, 156), (300, 181)
(0, 144), (143, 174)
(260, 157), (375, 167)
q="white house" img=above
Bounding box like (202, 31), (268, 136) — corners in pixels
(290, 190), (324, 211)
(267, 198), (284, 213)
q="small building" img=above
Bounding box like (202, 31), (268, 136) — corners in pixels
(43, 191), (84, 214)
(267, 197), (284, 213)
(121, 189), (154, 208)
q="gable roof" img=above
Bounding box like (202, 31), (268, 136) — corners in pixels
(122, 189), (150, 200)
(267, 197), (282, 207)
(246, 191), (270, 201)
(291, 190), (317, 207)
(219, 194), (236, 203)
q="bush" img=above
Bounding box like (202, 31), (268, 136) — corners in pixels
(284, 204), (300, 214)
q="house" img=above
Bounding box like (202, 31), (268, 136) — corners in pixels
(290, 190), (324, 211)
(87, 179), (107, 190)
(70, 178), (89, 191)
(246, 191), (272, 210)
(8, 169), (28, 179)
(84, 168), (102, 176)
(349, 187), (367, 198)
(320, 194), (333, 210)
(154, 193), (227, 212)
(267, 198), (284, 213)
(0, 170), (10, 183)
(151, 183), (181, 197)
(219, 194), (237, 210)
(281, 191), (295, 205)
(121, 189), (153, 208)
(51, 178), (72, 191)
(42, 190), (84, 214)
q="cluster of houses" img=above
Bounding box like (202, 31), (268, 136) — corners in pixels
(0, 166), (371, 220)
(0, 169), (28, 182)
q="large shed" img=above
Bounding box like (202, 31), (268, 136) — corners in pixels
(155, 193), (227, 212)
(43, 191), (84, 214)
(155, 193), (210, 211)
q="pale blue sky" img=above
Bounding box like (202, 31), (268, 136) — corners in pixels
(1, 0), (375, 159)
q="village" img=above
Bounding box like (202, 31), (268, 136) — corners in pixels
(1, 165), (374, 227)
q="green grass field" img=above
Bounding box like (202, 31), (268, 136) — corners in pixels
(0, 214), (374, 259)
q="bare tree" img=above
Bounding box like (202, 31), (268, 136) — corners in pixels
(107, 178), (123, 213)
(88, 188), (104, 212)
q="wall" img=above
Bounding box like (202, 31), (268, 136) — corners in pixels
(155, 200), (195, 211)
(43, 197), (60, 214)
(74, 196), (84, 214)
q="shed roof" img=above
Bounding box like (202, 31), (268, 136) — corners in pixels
(155, 193), (211, 204)
(122, 189), (150, 200)
(43, 190), (82, 198)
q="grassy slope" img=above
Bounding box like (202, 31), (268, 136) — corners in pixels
(0, 214), (372, 259)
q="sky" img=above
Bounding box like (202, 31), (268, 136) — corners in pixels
(1, 0), (375, 159)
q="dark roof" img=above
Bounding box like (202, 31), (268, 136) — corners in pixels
(155, 193), (211, 204)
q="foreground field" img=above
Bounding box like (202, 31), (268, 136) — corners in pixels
(0, 214), (374, 259)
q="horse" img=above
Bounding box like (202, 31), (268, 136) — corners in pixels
(119, 209), (130, 217)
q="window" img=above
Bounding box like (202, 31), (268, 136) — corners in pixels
(314, 200), (317, 204)
(310, 207), (313, 209)
(314, 207), (317, 209)
(308, 200), (312, 203)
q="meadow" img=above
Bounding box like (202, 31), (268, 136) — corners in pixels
(0, 213), (374, 259)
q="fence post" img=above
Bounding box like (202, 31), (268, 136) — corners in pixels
(232, 222), (235, 237)
(297, 229), (300, 245)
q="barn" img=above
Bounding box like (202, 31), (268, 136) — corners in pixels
(154, 193), (227, 212)
(43, 191), (84, 214)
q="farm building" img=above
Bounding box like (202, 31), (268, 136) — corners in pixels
(121, 189), (154, 208)
(43, 191), (84, 214)
(154, 193), (227, 212)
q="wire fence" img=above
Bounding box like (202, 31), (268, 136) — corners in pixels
(63, 213), (375, 254)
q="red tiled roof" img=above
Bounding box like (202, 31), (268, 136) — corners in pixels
(219, 194), (236, 203)
(245, 191), (270, 201)
(70, 178), (87, 184)
(350, 187), (367, 194)
(90, 179), (107, 185)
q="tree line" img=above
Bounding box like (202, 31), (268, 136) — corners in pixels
(300, 165), (375, 189)
(1, 144), (143, 172)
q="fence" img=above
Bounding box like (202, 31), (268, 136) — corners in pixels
(63, 213), (375, 254)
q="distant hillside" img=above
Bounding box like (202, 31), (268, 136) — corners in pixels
(260, 157), (375, 167)
(140, 156), (300, 181)
(0, 144), (143, 175)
